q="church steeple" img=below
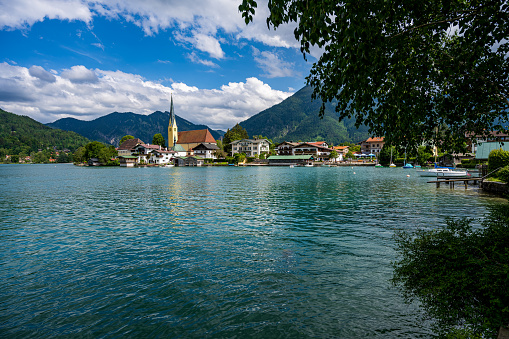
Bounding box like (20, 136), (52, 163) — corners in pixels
(168, 94), (178, 148)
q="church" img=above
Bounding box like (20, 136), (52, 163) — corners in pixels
(167, 95), (219, 158)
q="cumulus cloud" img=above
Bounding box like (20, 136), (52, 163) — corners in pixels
(61, 65), (99, 83)
(29, 65), (56, 83)
(0, 0), (302, 57)
(0, 63), (292, 130)
(0, 0), (93, 29)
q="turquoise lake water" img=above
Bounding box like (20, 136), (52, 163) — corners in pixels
(0, 164), (504, 338)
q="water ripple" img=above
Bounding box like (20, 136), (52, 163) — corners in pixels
(0, 164), (500, 338)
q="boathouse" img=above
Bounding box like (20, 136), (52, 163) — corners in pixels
(267, 155), (314, 166)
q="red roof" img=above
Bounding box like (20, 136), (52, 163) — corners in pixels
(307, 141), (327, 147)
(177, 129), (216, 144)
(365, 137), (384, 143)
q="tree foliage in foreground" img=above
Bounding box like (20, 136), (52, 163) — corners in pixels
(392, 204), (509, 338)
(240, 0), (509, 151)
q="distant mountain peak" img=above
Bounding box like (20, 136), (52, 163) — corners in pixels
(239, 86), (369, 145)
(47, 111), (224, 146)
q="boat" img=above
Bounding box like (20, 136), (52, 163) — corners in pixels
(389, 147), (396, 167)
(417, 168), (470, 177)
(289, 165), (295, 168)
(402, 149), (413, 168)
(375, 164), (384, 168)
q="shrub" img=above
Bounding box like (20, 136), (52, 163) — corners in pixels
(393, 204), (509, 337)
(488, 149), (509, 173)
(496, 165), (509, 183)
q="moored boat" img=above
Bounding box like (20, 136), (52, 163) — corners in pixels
(417, 168), (470, 177)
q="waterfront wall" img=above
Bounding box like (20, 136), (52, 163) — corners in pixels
(481, 181), (509, 194)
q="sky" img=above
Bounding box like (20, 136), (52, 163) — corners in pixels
(0, 0), (317, 131)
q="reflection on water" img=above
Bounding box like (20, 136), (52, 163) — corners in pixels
(0, 164), (501, 338)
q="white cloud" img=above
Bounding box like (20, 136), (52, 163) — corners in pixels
(0, 0), (302, 56)
(193, 33), (224, 59)
(29, 65), (56, 83)
(0, 63), (292, 130)
(0, 0), (93, 29)
(186, 52), (219, 68)
(61, 65), (99, 83)
(253, 50), (297, 78)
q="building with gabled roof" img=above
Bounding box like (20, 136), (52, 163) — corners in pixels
(177, 129), (217, 151)
(292, 142), (333, 161)
(276, 141), (299, 155)
(192, 142), (220, 159)
(360, 137), (385, 154)
(231, 138), (271, 157)
(117, 138), (144, 156)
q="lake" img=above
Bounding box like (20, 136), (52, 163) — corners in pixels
(0, 164), (503, 338)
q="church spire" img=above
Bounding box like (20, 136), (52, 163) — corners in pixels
(169, 94), (175, 126)
(168, 94), (178, 148)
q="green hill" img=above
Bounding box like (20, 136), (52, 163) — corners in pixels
(0, 108), (90, 157)
(48, 111), (224, 146)
(239, 86), (370, 144)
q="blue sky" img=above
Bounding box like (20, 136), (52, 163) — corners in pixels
(0, 0), (317, 130)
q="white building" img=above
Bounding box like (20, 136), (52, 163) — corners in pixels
(231, 138), (271, 157)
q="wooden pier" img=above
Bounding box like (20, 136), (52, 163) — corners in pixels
(427, 177), (481, 189)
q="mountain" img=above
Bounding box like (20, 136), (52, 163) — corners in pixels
(0, 108), (90, 156)
(47, 111), (225, 146)
(239, 86), (370, 145)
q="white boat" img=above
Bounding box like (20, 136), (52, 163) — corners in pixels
(417, 168), (470, 177)
(389, 148), (396, 167)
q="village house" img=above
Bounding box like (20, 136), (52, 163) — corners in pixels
(175, 156), (205, 167)
(276, 141), (299, 155)
(231, 138), (271, 157)
(333, 145), (349, 161)
(360, 137), (385, 155)
(117, 138), (144, 156)
(292, 142), (332, 161)
(192, 143), (220, 159)
(118, 155), (138, 167)
(466, 131), (509, 155)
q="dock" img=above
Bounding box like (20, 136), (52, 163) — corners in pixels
(427, 177), (481, 189)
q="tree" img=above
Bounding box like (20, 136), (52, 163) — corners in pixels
(379, 144), (399, 166)
(329, 149), (338, 162)
(416, 146), (433, 166)
(152, 133), (166, 148)
(223, 123), (249, 154)
(233, 152), (246, 164)
(119, 135), (134, 145)
(392, 204), (509, 337)
(73, 147), (85, 163)
(83, 141), (117, 164)
(240, 0), (509, 151)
